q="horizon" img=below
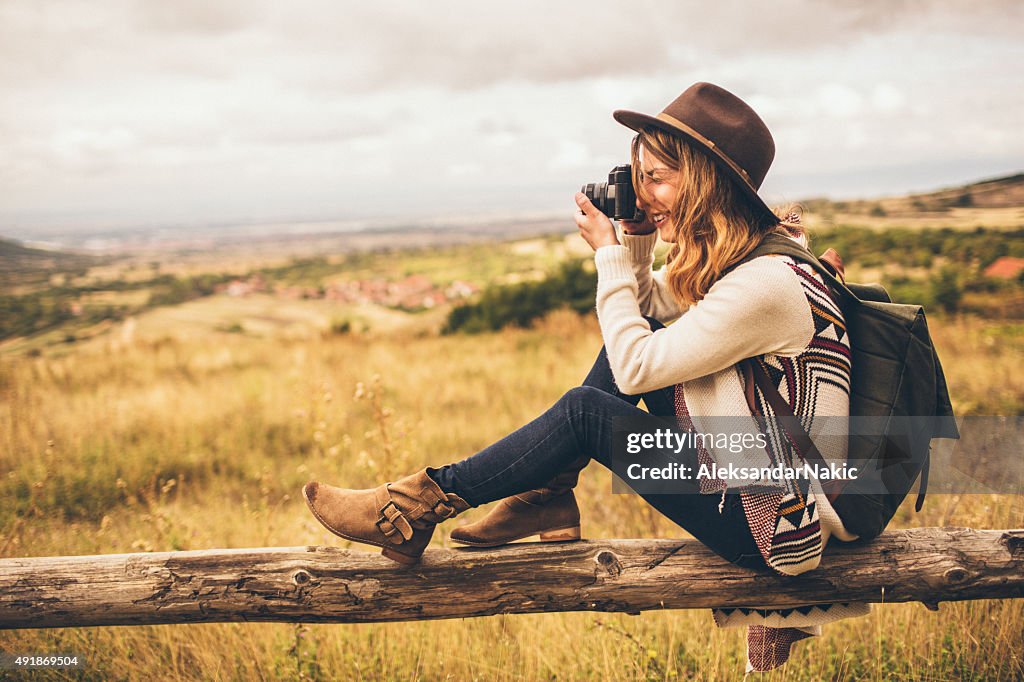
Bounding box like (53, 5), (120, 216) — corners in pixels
(6, 168), (1020, 246)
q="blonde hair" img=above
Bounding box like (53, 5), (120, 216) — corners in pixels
(630, 127), (806, 308)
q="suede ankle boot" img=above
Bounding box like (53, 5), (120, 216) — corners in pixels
(303, 467), (471, 565)
(449, 455), (588, 547)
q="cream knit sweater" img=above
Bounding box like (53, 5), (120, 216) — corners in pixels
(592, 230), (856, 545)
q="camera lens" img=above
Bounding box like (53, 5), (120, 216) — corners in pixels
(581, 182), (610, 216)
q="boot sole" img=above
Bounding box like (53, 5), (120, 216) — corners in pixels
(450, 525), (582, 548)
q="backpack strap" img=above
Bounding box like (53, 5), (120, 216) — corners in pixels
(735, 233), (931, 513)
(743, 358), (846, 503)
(818, 248), (846, 282)
(723, 232), (860, 307)
(732, 233), (850, 504)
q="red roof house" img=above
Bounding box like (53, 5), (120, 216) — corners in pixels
(984, 257), (1024, 279)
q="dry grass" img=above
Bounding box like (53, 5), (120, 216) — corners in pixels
(1, 307), (1022, 681)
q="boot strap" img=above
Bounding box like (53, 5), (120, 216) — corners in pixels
(374, 487), (413, 543)
(398, 484), (457, 522)
(420, 486), (457, 519)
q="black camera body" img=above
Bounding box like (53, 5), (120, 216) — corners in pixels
(581, 164), (644, 222)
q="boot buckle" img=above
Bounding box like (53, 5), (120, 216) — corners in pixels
(376, 501), (413, 542)
(431, 499), (455, 519)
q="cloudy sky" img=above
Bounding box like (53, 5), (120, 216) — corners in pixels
(1, 0), (1021, 233)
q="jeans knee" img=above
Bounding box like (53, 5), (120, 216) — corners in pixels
(557, 386), (605, 445)
(561, 385), (604, 410)
(561, 385), (598, 401)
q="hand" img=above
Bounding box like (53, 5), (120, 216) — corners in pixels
(620, 213), (657, 236)
(574, 192), (619, 251)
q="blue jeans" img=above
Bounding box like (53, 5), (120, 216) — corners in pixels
(429, 319), (766, 570)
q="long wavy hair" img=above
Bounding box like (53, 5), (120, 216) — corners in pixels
(630, 127), (806, 308)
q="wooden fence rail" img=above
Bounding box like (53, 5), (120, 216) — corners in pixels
(1, 527), (1022, 630)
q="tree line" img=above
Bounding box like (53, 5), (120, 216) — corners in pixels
(444, 226), (1024, 333)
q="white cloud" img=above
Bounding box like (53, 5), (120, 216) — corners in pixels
(816, 84), (866, 117)
(870, 83), (905, 112)
(0, 0), (1021, 230)
(547, 140), (593, 173)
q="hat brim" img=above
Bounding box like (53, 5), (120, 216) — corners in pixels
(613, 109), (779, 224)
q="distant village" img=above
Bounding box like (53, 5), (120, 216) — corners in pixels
(217, 273), (480, 310)
(215, 255), (1024, 312)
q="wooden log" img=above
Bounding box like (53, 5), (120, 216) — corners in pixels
(1, 527), (1021, 630)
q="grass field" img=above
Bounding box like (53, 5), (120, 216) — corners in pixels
(1, 259), (1022, 681)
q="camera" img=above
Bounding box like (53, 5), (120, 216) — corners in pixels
(581, 164), (645, 222)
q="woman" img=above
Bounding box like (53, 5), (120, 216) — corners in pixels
(303, 82), (868, 671)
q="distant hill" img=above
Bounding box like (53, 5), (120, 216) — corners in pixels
(900, 172), (1024, 210)
(0, 238), (99, 291)
(802, 172), (1024, 217)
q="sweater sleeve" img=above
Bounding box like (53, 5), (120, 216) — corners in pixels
(593, 245), (815, 395)
(619, 231), (686, 323)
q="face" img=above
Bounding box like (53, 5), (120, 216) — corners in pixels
(636, 146), (683, 241)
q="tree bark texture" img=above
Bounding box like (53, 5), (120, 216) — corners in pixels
(1, 527), (1022, 629)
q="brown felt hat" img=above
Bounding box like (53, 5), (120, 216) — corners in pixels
(614, 82), (779, 223)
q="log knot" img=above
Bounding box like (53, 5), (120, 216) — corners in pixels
(1002, 530), (1024, 558)
(595, 551), (622, 578)
(943, 567), (969, 584)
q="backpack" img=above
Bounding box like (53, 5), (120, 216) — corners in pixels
(729, 232), (960, 541)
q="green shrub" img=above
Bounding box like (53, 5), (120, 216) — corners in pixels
(930, 266), (963, 313)
(443, 259), (597, 334)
